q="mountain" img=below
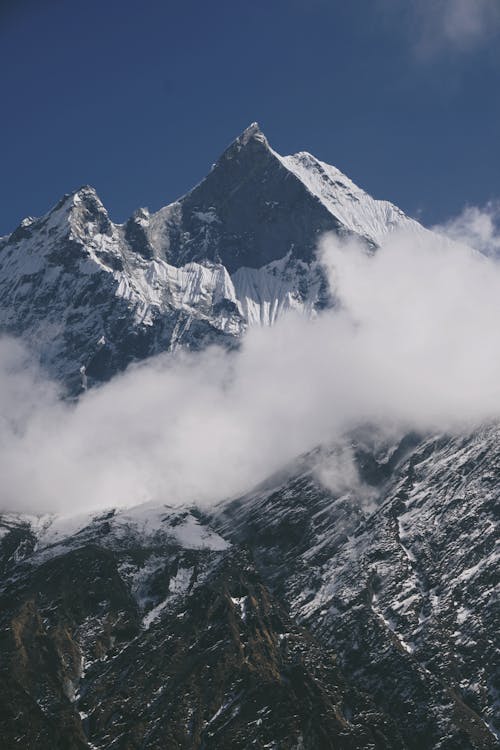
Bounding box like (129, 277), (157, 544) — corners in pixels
(0, 126), (498, 749)
(0, 123), (421, 392)
(213, 428), (500, 748)
(0, 504), (405, 749)
(1, 427), (498, 749)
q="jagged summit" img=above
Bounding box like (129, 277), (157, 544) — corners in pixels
(242, 120), (263, 137)
(7, 126), (419, 270)
(217, 121), (272, 168)
(0, 126), (423, 389)
(42, 185), (114, 245)
(71, 184), (102, 203)
(236, 122), (269, 146)
(238, 121), (265, 142)
(52, 185), (102, 212)
(141, 124), (421, 271)
(68, 185), (108, 217)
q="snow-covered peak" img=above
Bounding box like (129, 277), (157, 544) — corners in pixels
(0, 125), (429, 390)
(66, 185), (108, 217)
(277, 150), (420, 244)
(51, 185), (105, 216)
(15, 184), (113, 249)
(139, 124), (424, 273)
(71, 184), (102, 203)
(238, 121), (267, 144)
(1, 502), (229, 566)
(220, 121), (271, 161)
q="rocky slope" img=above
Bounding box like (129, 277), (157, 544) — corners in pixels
(214, 428), (500, 749)
(0, 505), (405, 749)
(0, 426), (498, 749)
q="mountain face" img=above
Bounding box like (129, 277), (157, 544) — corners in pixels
(0, 123), (420, 392)
(1, 429), (498, 749)
(0, 126), (498, 750)
(0, 505), (406, 750)
(214, 429), (500, 749)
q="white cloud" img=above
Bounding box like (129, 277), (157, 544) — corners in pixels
(3, 222), (500, 515)
(382, 0), (500, 57)
(433, 202), (500, 255)
(438, 0), (499, 48)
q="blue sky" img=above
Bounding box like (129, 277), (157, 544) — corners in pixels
(1, 0), (499, 235)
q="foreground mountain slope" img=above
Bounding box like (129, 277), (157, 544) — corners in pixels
(0, 506), (405, 749)
(0, 124), (422, 391)
(0, 423), (498, 749)
(214, 428), (500, 749)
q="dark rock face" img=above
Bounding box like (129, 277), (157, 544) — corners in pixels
(214, 429), (500, 749)
(160, 123), (346, 272)
(125, 209), (155, 260)
(0, 511), (404, 749)
(0, 425), (498, 749)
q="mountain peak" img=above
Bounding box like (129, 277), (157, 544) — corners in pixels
(239, 121), (266, 143)
(221, 122), (271, 161)
(49, 185), (103, 215)
(69, 185), (104, 210)
(44, 185), (114, 240)
(73, 184), (100, 199)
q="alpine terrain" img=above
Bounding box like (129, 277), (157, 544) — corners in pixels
(0, 125), (498, 749)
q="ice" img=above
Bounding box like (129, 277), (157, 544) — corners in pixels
(277, 150), (422, 244)
(143, 598), (170, 629)
(230, 595), (248, 621)
(139, 565), (195, 628)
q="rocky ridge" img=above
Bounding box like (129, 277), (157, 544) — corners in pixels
(0, 123), (420, 391)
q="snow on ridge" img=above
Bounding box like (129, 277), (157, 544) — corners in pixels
(0, 501), (230, 567)
(232, 255), (322, 326)
(277, 150), (422, 244)
(112, 254), (242, 329)
(113, 502), (229, 551)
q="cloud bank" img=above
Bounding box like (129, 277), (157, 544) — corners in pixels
(2, 218), (500, 515)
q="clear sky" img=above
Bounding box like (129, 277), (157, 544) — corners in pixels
(1, 0), (499, 235)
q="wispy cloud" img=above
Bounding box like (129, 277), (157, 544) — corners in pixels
(382, 0), (500, 58)
(4, 219), (500, 515)
(434, 202), (500, 255)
